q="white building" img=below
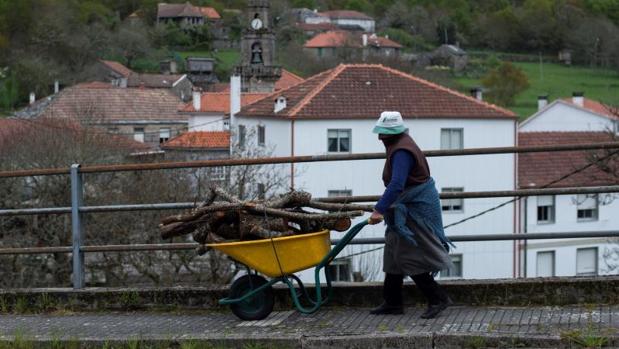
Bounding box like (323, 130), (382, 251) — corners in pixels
(518, 93), (619, 278)
(319, 10), (375, 33)
(236, 64), (518, 282)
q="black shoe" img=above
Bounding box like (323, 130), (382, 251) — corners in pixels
(420, 298), (453, 319)
(370, 302), (404, 315)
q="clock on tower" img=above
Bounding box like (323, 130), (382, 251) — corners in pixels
(234, 0), (281, 93)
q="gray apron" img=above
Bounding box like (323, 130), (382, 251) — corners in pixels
(383, 217), (454, 276)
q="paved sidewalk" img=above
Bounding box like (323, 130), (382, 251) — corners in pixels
(0, 305), (617, 348)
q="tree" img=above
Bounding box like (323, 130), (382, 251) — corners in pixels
(481, 62), (529, 107)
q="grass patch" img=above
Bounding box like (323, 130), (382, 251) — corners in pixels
(561, 323), (612, 348)
(455, 62), (619, 119)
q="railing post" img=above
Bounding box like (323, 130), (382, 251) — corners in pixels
(70, 164), (84, 289)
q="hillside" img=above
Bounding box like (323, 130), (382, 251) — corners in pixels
(456, 62), (619, 119)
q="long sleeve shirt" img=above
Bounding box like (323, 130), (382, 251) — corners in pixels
(375, 150), (416, 214)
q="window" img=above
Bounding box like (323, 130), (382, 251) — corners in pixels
(159, 128), (170, 144)
(257, 183), (266, 200)
(257, 125), (265, 146)
(441, 188), (463, 212)
(209, 167), (226, 181)
(537, 196), (555, 224)
(238, 125), (246, 147)
(328, 190), (352, 197)
(317, 47), (323, 57)
(576, 248), (598, 276)
(440, 254), (462, 278)
(133, 127), (144, 143)
(577, 194), (598, 221)
(440, 128), (463, 150)
(536, 251), (555, 277)
(326, 259), (352, 281)
(327, 129), (351, 153)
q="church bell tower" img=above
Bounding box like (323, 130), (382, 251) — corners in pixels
(235, 0), (281, 93)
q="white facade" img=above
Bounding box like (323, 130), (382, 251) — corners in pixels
(236, 115), (518, 282)
(331, 18), (375, 32)
(187, 114), (228, 132)
(519, 100), (618, 133)
(519, 97), (619, 278)
(521, 194), (619, 277)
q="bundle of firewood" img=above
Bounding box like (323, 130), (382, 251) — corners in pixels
(159, 186), (372, 255)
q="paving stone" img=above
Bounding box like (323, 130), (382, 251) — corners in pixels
(0, 305), (617, 348)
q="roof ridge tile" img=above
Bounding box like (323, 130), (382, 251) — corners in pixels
(288, 65), (348, 117)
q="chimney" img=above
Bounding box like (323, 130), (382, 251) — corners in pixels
(274, 96), (287, 113)
(362, 33), (368, 47)
(54, 80), (60, 94)
(572, 92), (584, 107)
(537, 95), (548, 110)
(470, 87), (482, 101)
(192, 89), (201, 111)
(29, 92), (35, 104)
(230, 75), (241, 129)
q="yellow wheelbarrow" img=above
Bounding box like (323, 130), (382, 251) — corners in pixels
(208, 220), (368, 320)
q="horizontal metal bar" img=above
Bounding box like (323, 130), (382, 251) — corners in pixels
(317, 185), (619, 203)
(81, 243), (198, 252)
(334, 231), (619, 244)
(0, 231), (617, 256)
(2, 185), (618, 216)
(0, 246), (73, 255)
(0, 142), (617, 178)
(79, 203), (197, 213)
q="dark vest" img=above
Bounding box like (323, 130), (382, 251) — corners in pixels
(382, 133), (430, 188)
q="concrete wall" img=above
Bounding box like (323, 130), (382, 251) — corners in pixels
(188, 114), (227, 132)
(333, 18), (375, 32)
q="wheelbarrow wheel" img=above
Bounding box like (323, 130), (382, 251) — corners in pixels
(229, 274), (274, 321)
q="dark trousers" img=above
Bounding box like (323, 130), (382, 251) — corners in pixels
(383, 272), (449, 306)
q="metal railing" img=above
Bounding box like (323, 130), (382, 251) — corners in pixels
(0, 142), (618, 289)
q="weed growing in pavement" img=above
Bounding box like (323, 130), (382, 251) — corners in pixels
(464, 335), (487, 349)
(13, 296), (29, 314)
(561, 323), (611, 348)
(377, 323), (388, 332)
(0, 296), (8, 313)
(37, 293), (56, 312)
(120, 291), (142, 310)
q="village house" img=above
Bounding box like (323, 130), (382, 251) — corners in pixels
(17, 82), (188, 149)
(293, 8), (375, 32)
(96, 60), (194, 101)
(518, 93), (619, 277)
(304, 31), (402, 60)
(235, 64), (518, 282)
(156, 2), (221, 27)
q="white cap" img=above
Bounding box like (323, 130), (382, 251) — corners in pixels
(372, 111), (407, 134)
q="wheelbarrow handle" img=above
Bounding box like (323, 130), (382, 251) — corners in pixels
(289, 220), (370, 314)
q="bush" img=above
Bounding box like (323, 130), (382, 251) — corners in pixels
(481, 61), (529, 106)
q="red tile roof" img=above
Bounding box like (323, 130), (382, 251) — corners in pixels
(319, 10), (373, 20)
(100, 60), (133, 78)
(162, 131), (230, 149)
(0, 118), (152, 154)
(240, 64), (516, 120)
(158, 3), (202, 18)
(304, 31), (402, 49)
(561, 98), (618, 120)
(181, 92), (269, 113)
(276, 70), (305, 90)
(204, 70), (304, 93)
(518, 131), (618, 188)
(39, 82), (185, 122)
(199, 6), (220, 19)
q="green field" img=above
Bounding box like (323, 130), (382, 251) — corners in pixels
(456, 62), (619, 119)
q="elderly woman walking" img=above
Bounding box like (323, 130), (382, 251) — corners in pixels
(368, 111), (455, 319)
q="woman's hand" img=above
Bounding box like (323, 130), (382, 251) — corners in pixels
(368, 210), (384, 225)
